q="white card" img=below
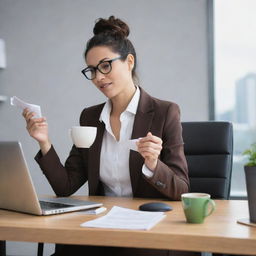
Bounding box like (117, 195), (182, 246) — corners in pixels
(10, 96), (42, 118)
(127, 139), (140, 152)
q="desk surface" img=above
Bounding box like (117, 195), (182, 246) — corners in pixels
(0, 196), (256, 255)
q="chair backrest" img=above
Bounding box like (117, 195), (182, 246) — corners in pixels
(181, 121), (233, 199)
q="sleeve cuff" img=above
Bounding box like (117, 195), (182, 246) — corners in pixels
(142, 164), (154, 178)
(34, 145), (53, 163)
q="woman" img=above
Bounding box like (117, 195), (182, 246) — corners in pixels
(23, 16), (189, 256)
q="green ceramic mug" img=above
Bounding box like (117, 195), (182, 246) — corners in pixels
(181, 193), (216, 224)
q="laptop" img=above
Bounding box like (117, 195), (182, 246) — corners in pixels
(0, 141), (103, 215)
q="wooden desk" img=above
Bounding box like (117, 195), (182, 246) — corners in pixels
(0, 197), (256, 255)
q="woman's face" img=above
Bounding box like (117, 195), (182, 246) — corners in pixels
(85, 46), (134, 99)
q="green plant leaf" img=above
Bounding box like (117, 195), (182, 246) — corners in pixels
(243, 143), (256, 166)
(243, 149), (251, 156)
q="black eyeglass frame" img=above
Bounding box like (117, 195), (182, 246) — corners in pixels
(81, 56), (123, 80)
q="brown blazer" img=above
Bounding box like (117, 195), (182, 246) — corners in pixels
(36, 88), (189, 200)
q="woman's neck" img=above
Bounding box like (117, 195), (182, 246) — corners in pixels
(110, 83), (137, 116)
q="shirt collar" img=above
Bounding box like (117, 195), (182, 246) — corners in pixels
(99, 86), (140, 122)
(126, 86), (140, 115)
(99, 99), (111, 123)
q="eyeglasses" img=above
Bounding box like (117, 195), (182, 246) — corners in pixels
(81, 56), (122, 80)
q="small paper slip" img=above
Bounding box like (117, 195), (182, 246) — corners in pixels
(127, 139), (139, 152)
(81, 206), (166, 230)
(10, 96), (42, 118)
(78, 207), (107, 215)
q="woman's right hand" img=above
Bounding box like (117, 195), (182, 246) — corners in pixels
(22, 108), (51, 155)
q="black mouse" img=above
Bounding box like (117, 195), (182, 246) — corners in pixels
(139, 202), (173, 212)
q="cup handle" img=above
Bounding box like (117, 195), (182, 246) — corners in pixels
(204, 199), (216, 217)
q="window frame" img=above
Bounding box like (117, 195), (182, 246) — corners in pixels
(208, 0), (247, 200)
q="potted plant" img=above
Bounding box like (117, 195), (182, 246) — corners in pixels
(243, 143), (256, 223)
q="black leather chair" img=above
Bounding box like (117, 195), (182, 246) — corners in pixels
(182, 121), (233, 256)
(182, 121), (233, 199)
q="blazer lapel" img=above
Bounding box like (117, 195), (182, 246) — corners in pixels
(88, 120), (105, 195)
(82, 104), (105, 195)
(129, 88), (155, 195)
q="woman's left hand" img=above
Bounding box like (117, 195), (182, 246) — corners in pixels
(136, 132), (162, 171)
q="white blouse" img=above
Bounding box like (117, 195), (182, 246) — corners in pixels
(99, 87), (152, 197)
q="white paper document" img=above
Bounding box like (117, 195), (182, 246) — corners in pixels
(10, 96), (42, 118)
(81, 206), (166, 230)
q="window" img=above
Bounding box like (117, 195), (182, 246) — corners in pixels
(214, 0), (256, 196)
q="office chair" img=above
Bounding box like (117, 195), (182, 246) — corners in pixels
(182, 121), (233, 256)
(182, 121), (233, 199)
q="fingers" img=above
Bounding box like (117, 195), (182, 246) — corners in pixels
(136, 132), (162, 171)
(137, 143), (162, 156)
(22, 109), (47, 135)
(26, 117), (47, 130)
(138, 132), (162, 145)
(136, 132), (162, 159)
(23, 108), (45, 125)
(22, 108), (34, 122)
(29, 121), (48, 134)
(22, 108), (38, 124)
(137, 132), (162, 150)
(22, 109), (49, 144)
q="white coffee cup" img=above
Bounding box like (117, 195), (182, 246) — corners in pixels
(70, 126), (97, 148)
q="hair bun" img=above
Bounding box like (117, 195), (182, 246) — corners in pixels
(93, 16), (130, 38)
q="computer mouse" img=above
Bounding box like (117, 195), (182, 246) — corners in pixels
(139, 202), (173, 212)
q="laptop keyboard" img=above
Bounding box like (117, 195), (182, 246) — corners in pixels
(39, 201), (73, 210)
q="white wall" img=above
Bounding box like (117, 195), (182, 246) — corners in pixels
(0, 0), (209, 255)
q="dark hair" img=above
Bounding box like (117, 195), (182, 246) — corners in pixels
(84, 16), (138, 84)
